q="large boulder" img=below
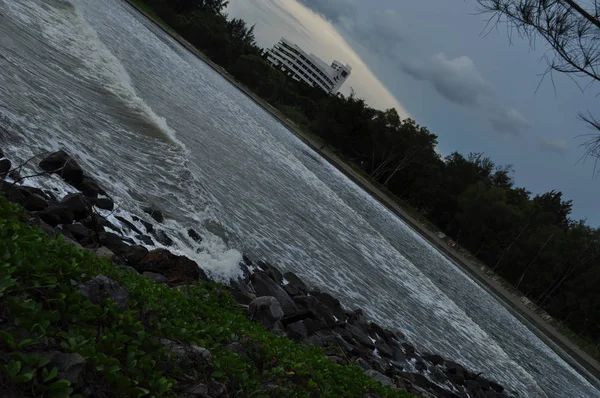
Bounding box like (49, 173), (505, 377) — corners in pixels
(39, 204), (74, 227)
(283, 271), (308, 292)
(0, 158), (11, 175)
(64, 223), (96, 246)
(143, 207), (164, 223)
(250, 272), (298, 316)
(39, 150), (84, 185)
(285, 320), (308, 340)
(61, 193), (91, 220)
(79, 276), (129, 308)
(293, 295), (337, 327)
(257, 261), (283, 284)
(310, 291), (346, 321)
(73, 176), (104, 198)
(90, 197), (114, 211)
(24, 193), (49, 211)
(364, 369), (395, 388)
(248, 296), (284, 329)
(135, 249), (207, 285)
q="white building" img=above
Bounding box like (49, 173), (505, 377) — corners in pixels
(266, 38), (351, 94)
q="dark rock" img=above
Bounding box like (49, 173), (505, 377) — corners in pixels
(488, 380), (504, 393)
(39, 204), (73, 227)
(328, 355), (347, 366)
(91, 197), (114, 211)
(402, 342), (416, 357)
(370, 359), (390, 375)
(143, 272), (168, 285)
(423, 354), (445, 366)
(140, 219), (153, 233)
(153, 229), (174, 246)
(248, 296), (284, 329)
(364, 369), (395, 388)
(475, 377), (491, 390)
(94, 247), (114, 261)
(283, 283), (301, 297)
(225, 341), (247, 357)
(303, 318), (325, 335)
(39, 150), (84, 185)
(307, 331), (336, 346)
(73, 176), (104, 198)
(207, 381), (228, 398)
(242, 254), (253, 266)
(136, 234), (154, 246)
(368, 322), (401, 344)
(144, 207), (163, 223)
(185, 383), (209, 397)
(61, 193), (91, 220)
(346, 323), (375, 348)
(466, 379), (481, 393)
(160, 339), (212, 367)
(123, 245), (149, 265)
(375, 342), (394, 358)
(65, 223), (96, 245)
(0, 158), (11, 175)
(283, 271), (308, 291)
(294, 295), (337, 327)
(346, 308), (366, 325)
(231, 282), (257, 305)
(257, 261), (284, 284)
(25, 193), (49, 211)
(251, 272), (297, 316)
(415, 361), (428, 372)
(116, 216), (143, 235)
(310, 291), (345, 321)
(355, 357), (372, 371)
(135, 249), (206, 285)
(43, 352), (86, 385)
(286, 320), (308, 340)
(2, 183), (26, 205)
(188, 228), (202, 243)
(79, 276), (129, 308)
(17, 186), (48, 199)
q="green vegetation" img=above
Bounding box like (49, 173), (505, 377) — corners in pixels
(0, 196), (412, 397)
(129, 0), (600, 356)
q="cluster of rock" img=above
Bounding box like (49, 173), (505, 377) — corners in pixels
(232, 260), (511, 398)
(0, 149), (513, 398)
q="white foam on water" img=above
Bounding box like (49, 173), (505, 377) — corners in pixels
(10, 0), (186, 152)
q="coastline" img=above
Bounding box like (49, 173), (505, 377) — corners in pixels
(122, 0), (600, 386)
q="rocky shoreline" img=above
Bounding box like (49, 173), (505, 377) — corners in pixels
(0, 148), (513, 398)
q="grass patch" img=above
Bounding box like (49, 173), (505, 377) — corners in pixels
(0, 196), (413, 397)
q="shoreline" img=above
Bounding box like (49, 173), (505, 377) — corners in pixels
(123, 0), (600, 387)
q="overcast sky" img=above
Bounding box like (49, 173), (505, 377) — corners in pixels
(227, 0), (599, 225)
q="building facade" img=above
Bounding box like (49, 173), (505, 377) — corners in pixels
(265, 38), (352, 94)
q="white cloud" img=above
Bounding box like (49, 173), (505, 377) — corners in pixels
(402, 53), (494, 106)
(538, 137), (568, 155)
(488, 108), (531, 135)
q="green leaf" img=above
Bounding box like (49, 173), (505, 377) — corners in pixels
(47, 379), (71, 391)
(44, 366), (59, 383)
(13, 372), (34, 383)
(6, 360), (21, 377)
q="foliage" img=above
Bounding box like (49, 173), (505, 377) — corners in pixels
(0, 196), (412, 397)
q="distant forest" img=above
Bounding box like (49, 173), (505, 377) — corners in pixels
(137, 0), (600, 351)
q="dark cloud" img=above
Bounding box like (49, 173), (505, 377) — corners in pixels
(401, 53), (494, 106)
(487, 108), (530, 135)
(538, 137), (568, 155)
(296, 0), (356, 22)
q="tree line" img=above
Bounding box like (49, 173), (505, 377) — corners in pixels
(137, 0), (600, 350)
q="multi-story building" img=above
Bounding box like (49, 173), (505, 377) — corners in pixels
(265, 38), (352, 94)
